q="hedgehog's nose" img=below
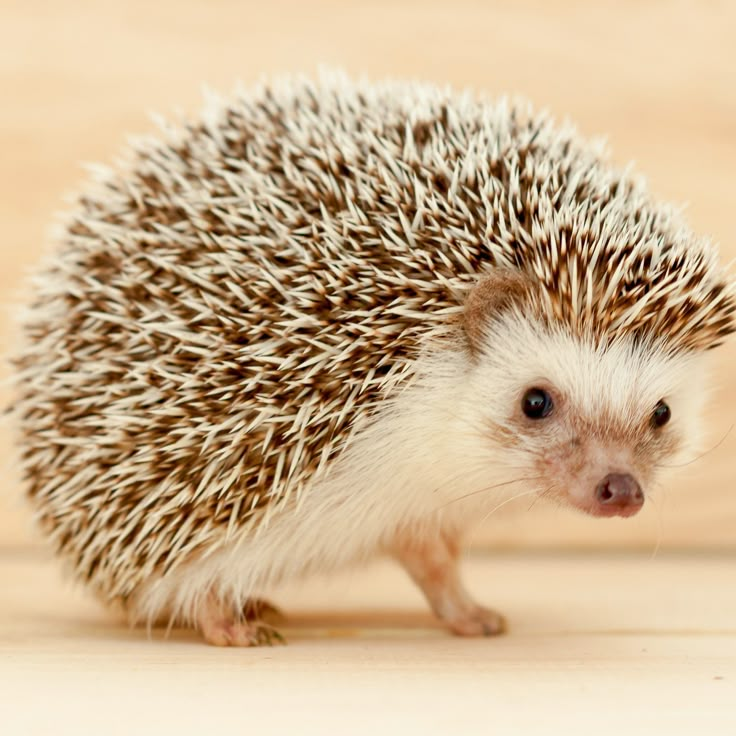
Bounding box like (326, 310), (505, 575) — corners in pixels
(594, 473), (644, 517)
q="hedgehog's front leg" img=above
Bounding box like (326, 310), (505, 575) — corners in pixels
(392, 532), (506, 637)
(196, 594), (284, 647)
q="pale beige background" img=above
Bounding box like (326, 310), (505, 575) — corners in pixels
(1, 0), (735, 551)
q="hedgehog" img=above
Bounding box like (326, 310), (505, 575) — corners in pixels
(10, 71), (735, 646)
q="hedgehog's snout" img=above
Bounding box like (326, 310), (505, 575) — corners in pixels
(592, 473), (644, 518)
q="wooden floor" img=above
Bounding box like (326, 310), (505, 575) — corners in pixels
(2, 550), (735, 735)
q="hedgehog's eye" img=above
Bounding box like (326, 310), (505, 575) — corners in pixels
(522, 388), (554, 419)
(651, 400), (671, 429)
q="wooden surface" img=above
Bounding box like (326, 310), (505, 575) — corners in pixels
(2, 549), (736, 735)
(2, 0), (736, 549)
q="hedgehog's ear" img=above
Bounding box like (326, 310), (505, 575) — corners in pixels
(464, 269), (531, 353)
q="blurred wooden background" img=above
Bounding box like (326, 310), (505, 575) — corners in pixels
(1, 0), (734, 551)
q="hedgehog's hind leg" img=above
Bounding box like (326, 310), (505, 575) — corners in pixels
(196, 594), (285, 647)
(392, 531), (506, 637)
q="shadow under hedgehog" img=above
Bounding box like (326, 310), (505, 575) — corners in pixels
(11, 71), (735, 646)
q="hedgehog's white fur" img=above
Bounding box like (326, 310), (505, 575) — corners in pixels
(138, 313), (707, 626)
(11, 70), (734, 640)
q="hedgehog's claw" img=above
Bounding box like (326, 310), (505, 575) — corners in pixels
(446, 606), (507, 637)
(254, 624), (287, 647)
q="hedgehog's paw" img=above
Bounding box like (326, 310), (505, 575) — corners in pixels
(445, 605), (507, 638)
(197, 596), (285, 647)
(197, 613), (285, 647)
(392, 532), (507, 639)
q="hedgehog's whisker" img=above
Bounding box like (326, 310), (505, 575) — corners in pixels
(647, 486), (664, 561)
(476, 487), (540, 521)
(438, 474), (540, 510)
(656, 423), (734, 469)
(466, 487), (542, 547)
(429, 465), (516, 506)
(526, 484), (552, 512)
(425, 457), (493, 496)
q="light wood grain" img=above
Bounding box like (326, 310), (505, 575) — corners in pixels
(2, 550), (736, 735)
(1, 0), (735, 549)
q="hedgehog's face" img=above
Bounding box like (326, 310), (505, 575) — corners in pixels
(499, 325), (705, 517)
(465, 307), (709, 519)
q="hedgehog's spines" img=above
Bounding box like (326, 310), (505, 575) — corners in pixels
(12, 71), (735, 603)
